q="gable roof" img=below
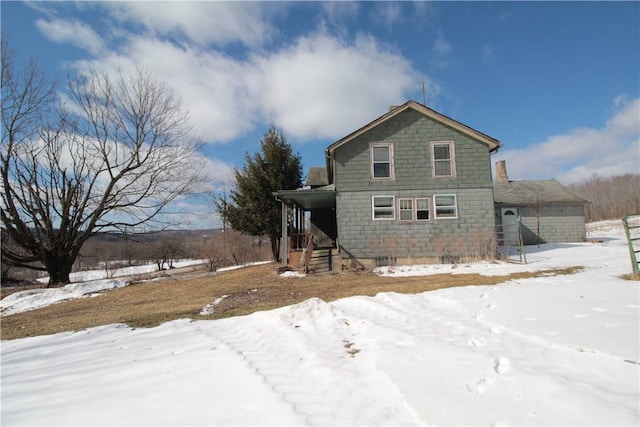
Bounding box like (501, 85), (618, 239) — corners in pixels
(493, 180), (589, 205)
(326, 100), (502, 158)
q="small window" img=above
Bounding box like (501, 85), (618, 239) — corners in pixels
(399, 198), (414, 222)
(371, 143), (394, 180)
(434, 194), (458, 219)
(416, 197), (430, 221)
(431, 141), (456, 178)
(372, 196), (395, 220)
(398, 197), (431, 223)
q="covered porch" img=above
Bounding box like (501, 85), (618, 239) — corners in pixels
(275, 184), (339, 272)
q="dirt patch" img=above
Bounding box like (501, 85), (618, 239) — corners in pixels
(620, 272), (640, 281)
(0, 263), (582, 340)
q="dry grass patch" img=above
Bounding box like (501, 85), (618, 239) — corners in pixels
(620, 272), (640, 281)
(1, 263), (582, 340)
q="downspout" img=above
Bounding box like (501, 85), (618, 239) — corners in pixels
(325, 147), (335, 185)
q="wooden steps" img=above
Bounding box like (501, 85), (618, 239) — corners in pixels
(306, 248), (331, 273)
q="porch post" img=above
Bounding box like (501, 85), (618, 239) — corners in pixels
(280, 200), (288, 264)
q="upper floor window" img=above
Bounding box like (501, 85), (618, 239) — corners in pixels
(371, 143), (394, 180)
(431, 141), (456, 178)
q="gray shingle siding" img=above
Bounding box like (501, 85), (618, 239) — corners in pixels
(495, 204), (586, 245)
(336, 189), (496, 259)
(334, 110), (494, 192)
(493, 180), (587, 244)
(333, 108), (498, 261)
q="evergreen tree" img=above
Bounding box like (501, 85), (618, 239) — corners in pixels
(221, 125), (302, 261)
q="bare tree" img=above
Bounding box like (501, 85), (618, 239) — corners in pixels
(570, 173), (640, 222)
(1, 41), (205, 284)
(197, 234), (225, 272)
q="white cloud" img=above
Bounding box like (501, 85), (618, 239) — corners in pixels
(319, 1), (360, 37)
(71, 37), (260, 143)
(38, 3), (427, 147)
(412, 1), (437, 23)
(202, 158), (236, 193)
(493, 97), (640, 184)
(322, 1), (360, 23)
(35, 18), (104, 55)
(371, 2), (403, 31)
(613, 94), (629, 108)
(433, 35), (452, 55)
(101, 2), (274, 47)
(431, 34), (453, 68)
(69, 30), (425, 144)
(253, 33), (425, 140)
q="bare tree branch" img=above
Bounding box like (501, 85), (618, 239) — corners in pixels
(2, 40), (206, 284)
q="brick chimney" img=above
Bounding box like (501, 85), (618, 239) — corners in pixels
(495, 160), (509, 183)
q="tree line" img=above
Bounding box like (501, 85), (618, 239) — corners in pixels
(568, 174), (640, 222)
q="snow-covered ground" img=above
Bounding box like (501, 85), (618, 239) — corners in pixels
(1, 220), (639, 426)
(0, 259), (207, 317)
(34, 259), (208, 284)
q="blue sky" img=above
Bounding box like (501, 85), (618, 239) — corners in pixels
(2, 1), (639, 228)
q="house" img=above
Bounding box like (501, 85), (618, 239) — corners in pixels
(275, 100), (587, 271)
(493, 160), (588, 245)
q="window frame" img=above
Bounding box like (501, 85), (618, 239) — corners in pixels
(398, 198), (415, 222)
(398, 197), (432, 223)
(415, 197), (431, 222)
(434, 194), (458, 219)
(372, 195), (396, 221)
(430, 141), (456, 178)
(370, 142), (395, 181)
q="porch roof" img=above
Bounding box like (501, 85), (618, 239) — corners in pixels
(274, 184), (336, 210)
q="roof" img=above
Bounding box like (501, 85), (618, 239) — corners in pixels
(274, 185), (335, 210)
(306, 167), (329, 187)
(326, 100), (502, 157)
(493, 180), (589, 205)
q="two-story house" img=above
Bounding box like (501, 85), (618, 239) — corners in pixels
(275, 100), (586, 271)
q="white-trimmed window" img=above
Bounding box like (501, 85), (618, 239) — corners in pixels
(372, 196), (395, 220)
(434, 194), (458, 219)
(399, 197), (431, 222)
(371, 143), (394, 180)
(416, 197), (431, 221)
(398, 198), (414, 221)
(431, 141), (456, 178)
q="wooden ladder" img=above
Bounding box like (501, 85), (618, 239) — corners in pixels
(496, 217), (527, 264)
(622, 215), (640, 274)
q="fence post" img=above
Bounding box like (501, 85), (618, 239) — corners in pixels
(517, 216), (527, 264)
(623, 216), (640, 274)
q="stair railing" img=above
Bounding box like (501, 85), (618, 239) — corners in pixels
(303, 233), (314, 273)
